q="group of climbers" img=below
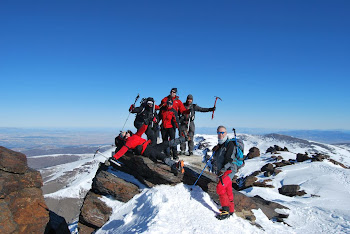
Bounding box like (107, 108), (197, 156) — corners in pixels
(110, 88), (242, 220)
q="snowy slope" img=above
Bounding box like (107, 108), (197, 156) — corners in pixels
(38, 134), (350, 233)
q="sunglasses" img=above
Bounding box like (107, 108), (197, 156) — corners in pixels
(217, 132), (226, 135)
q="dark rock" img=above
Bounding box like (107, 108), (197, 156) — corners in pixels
(5, 187), (50, 233)
(0, 168), (43, 199)
(266, 146), (276, 154)
(261, 163), (275, 173)
(278, 185), (306, 197)
(250, 170), (261, 177)
(266, 145), (288, 154)
(117, 153), (183, 187)
(92, 169), (140, 202)
(79, 191), (112, 229)
(296, 153), (311, 162)
(276, 156), (283, 161)
(251, 195), (289, 220)
(78, 222), (96, 234)
(328, 159), (348, 169)
(0, 199), (18, 234)
(282, 160), (292, 165)
(0, 147), (55, 233)
(283, 147), (289, 152)
(274, 169), (282, 175)
(264, 171), (272, 177)
(0, 146), (28, 174)
(243, 176), (258, 188)
(247, 147), (260, 159)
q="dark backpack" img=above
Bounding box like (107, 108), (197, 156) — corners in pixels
(225, 137), (246, 167)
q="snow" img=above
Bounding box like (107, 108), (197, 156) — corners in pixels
(47, 134), (350, 233)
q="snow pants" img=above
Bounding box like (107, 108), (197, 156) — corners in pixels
(216, 170), (234, 213)
(161, 127), (177, 159)
(180, 121), (195, 153)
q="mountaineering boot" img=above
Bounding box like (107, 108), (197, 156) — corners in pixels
(216, 206), (231, 220)
(186, 151), (193, 156)
(176, 160), (185, 174)
(171, 164), (179, 176)
(179, 150), (186, 155)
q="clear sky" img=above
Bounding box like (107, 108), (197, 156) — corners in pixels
(1, 1), (349, 130)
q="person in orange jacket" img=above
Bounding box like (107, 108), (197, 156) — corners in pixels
(111, 123), (186, 175)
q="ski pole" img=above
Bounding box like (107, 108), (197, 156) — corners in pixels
(121, 93), (140, 132)
(187, 112), (191, 132)
(190, 152), (215, 190)
(211, 96), (222, 120)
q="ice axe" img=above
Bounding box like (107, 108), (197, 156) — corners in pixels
(211, 96), (222, 119)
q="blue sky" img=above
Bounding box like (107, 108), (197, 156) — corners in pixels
(1, 1), (349, 130)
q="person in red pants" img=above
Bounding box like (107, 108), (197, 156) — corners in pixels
(212, 125), (239, 220)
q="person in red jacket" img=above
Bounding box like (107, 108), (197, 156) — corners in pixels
(159, 98), (181, 160)
(160, 88), (188, 115)
(111, 123), (186, 175)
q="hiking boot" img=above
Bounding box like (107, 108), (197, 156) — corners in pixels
(173, 155), (179, 160)
(171, 164), (179, 176)
(215, 210), (231, 220)
(179, 151), (186, 155)
(176, 160), (185, 174)
(186, 151), (193, 156)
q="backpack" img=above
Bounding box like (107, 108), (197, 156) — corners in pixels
(225, 137), (246, 167)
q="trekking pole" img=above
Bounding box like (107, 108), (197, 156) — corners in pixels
(232, 128), (237, 138)
(121, 93), (140, 132)
(211, 96), (222, 120)
(187, 112), (191, 132)
(151, 100), (156, 128)
(190, 152), (215, 191)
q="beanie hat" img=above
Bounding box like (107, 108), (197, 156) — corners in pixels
(170, 88), (177, 93)
(187, 94), (193, 100)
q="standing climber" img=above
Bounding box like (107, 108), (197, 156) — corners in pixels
(129, 97), (159, 145)
(179, 94), (215, 156)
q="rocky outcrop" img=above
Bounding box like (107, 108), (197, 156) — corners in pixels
(266, 145), (289, 154)
(78, 152), (290, 232)
(247, 147), (260, 159)
(279, 185), (306, 197)
(296, 153), (311, 162)
(0, 146), (69, 234)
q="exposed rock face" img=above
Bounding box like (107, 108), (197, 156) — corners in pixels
(0, 146), (69, 234)
(0, 146), (28, 174)
(78, 152), (290, 232)
(247, 147), (260, 159)
(92, 167), (139, 202)
(79, 191), (112, 229)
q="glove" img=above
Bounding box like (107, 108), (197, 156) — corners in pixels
(152, 117), (157, 123)
(129, 104), (135, 112)
(209, 107), (216, 111)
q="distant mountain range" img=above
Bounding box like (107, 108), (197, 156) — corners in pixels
(275, 130), (350, 144)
